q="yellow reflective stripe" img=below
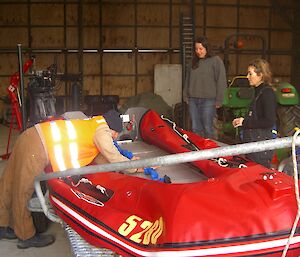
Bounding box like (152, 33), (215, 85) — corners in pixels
(54, 144), (66, 171)
(96, 118), (106, 124)
(50, 122), (61, 142)
(65, 120), (77, 140)
(66, 120), (80, 168)
(69, 142), (80, 168)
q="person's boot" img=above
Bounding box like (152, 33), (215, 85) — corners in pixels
(17, 234), (55, 249)
(0, 226), (17, 240)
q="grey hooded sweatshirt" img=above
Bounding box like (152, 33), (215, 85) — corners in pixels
(183, 55), (227, 106)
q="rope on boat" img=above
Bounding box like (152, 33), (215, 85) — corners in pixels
(160, 115), (198, 151)
(281, 129), (300, 257)
(160, 115), (248, 169)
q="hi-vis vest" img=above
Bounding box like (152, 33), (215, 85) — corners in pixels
(39, 116), (107, 172)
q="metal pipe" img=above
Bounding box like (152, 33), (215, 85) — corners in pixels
(35, 136), (300, 183)
(34, 136), (300, 222)
(17, 44), (26, 131)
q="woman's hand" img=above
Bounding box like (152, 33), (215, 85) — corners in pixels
(232, 117), (244, 128)
(131, 156), (140, 161)
(131, 156), (160, 173)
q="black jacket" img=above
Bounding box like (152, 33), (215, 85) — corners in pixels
(242, 83), (277, 130)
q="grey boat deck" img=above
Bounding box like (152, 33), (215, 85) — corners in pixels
(119, 140), (207, 183)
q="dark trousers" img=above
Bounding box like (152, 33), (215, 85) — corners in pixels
(242, 128), (273, 168)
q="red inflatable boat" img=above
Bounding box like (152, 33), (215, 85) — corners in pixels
(47, 109), (300, 257)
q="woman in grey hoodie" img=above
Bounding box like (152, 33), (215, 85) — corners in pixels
(183, 36), (227, 139)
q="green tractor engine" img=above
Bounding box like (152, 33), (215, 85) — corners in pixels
(217, 76), (253, 141)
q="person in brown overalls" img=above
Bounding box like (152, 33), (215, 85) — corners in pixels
(0, 110), (141, 249)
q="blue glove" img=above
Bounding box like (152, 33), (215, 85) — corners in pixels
(113, 140), (134, 159)
(144, 167), (170, 183)
(114, 141), (171, 183)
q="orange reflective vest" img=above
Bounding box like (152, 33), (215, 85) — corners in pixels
(38, 116), (107, 172)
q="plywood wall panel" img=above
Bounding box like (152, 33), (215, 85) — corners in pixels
(31, 0), (64, 2)
(271, 10), (292, 29)
(194, 5), (204, 27)
(83, 54), (100, 75)
(137, 4), (169, 25)
(226, 54), (237, 77)
(66, 4), (78, 25)
(102, 3), (135, 25)
(171, 28), (180, 49)
(52, 53), (66, 73)
(0, 77), (10, 97)
(205, 0), (237, 4)
(270, 55), (291, 76)
(83, 3), (99, 25)
(66, 54), (79, 73)
(0, 28), (28, 48)
(66, 28), (78, 48)
(83, 28), (100, 48)
(138, 53), (169, 75)
(172, 4), (193, 26)
(239, 7), (269, 28)
(275, 0), (295, 6)
(206, 6), (237, 27)
(239, 0), (271, 6)
(170, 53), (180, 64)
(205, 28), (237, 49)
(137, 76), (154, 94)
(31, 4), (64, 25)
(237, 54), (261, 75)
(0, 4), (28, 25)
(102, 77), (135, 97)
(0, 54), (19, 75)
(139, 0), (169, 2)
(31, 28), (64, 48)
(83, 75), (100, 95)
(137, 28), (169, 48)
(53, 81), (68, 96)
(270, 31), (292, 50)
(102, 28), (135, 48)
(227, 54), (270, 78)
(102, 53), (135, 74)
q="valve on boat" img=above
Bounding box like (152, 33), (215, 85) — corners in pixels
(261, 172), (275, 180)
(144, 167), (172, 183)
(163, 175), (172, 184)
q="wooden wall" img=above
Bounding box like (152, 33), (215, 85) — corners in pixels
(0, 0), (295, 117)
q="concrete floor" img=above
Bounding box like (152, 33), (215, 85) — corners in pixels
(0, 124), (73, 257)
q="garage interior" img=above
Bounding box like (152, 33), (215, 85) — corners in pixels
(0, 0), (300, 256)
